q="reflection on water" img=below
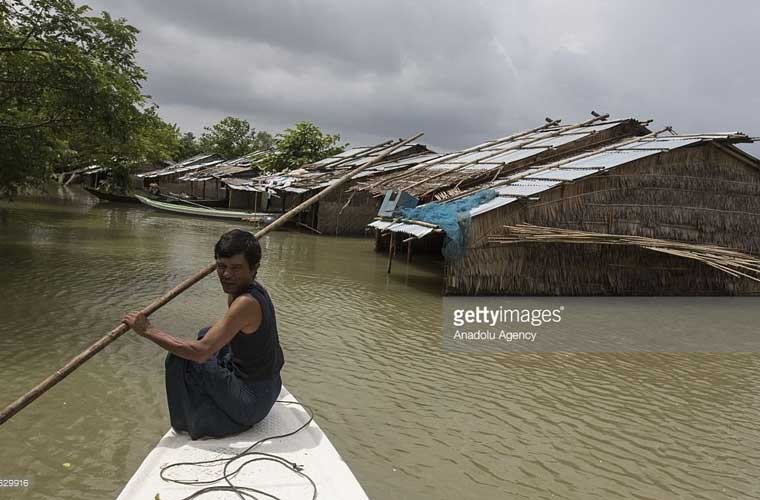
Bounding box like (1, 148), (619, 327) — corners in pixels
(1, 187), (759, 500)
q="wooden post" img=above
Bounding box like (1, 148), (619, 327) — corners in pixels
(407, 239), (413, 265)
(387, 232), (395, 274)
(0, 132), (423, 426)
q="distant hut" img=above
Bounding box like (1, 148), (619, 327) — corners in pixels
(78, 165), (107, 188)
(371, 131), (760, 295)
(177, 152), (268, 204)
(75, 160), (172, 190)
(136, 153), (224, 196)
(224, 140), (434, 233)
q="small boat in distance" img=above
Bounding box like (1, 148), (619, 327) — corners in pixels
(135, 194), (278, 223)
(82, 186), (140, 204)
(84, 186), (231, 208)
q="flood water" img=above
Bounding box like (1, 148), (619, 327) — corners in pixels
(1, 186), (759, 500)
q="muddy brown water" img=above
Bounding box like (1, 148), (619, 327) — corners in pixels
(1, 186), (759, 499)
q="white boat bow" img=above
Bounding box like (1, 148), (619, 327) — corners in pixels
(116, 386), (369, 500)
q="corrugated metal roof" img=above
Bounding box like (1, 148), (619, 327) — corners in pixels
(223, 178), (265, 192)
(367, 220), (436, 238)
(234, 140), (434, 194)
(528, 167), (604, 181)
(529, 133), (591, 148)
(137, 153), (224, 178)
(451, 149), (506, 163)
(483, 147), (552, 163)
(179, 165), (253, 182)
(367, 220), (393, 231)
(494, 180), (562, 197)
(470, 196), (518, 216)
(386, 222), (436, 238)
(554, 149), (654, 170)
(356, 118), (648, 196)
(623, 137), (703, 150)
(372, 132), (757, 238)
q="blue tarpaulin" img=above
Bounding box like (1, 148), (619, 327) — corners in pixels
(400, 189), (497, 260)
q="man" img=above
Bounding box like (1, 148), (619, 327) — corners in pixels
(123, 229), (284, 440)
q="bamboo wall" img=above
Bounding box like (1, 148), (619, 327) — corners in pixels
(318, 188), (381, 236)
(446, 143), (760, 295)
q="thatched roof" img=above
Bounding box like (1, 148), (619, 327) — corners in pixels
(371, 131), (759, 241)
(354, 115), (650, 200)
(136, 153), (224, 178)
(223, 139), (434, 193)
(178, 151), (269, 182)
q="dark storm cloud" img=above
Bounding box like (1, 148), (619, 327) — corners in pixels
(86, 0), (760, 153)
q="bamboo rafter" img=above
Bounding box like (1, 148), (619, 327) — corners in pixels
(443, 126), (673, 204)
(399, 113), (611, 193)
(357, 118), (562, 193)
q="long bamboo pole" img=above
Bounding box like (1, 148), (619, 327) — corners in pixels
(0, 132), (423, 426)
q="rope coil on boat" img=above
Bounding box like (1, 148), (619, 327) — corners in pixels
(159, 400), (318, 500)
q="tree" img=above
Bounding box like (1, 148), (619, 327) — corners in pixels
(198, 116), (272, 159)
(251, 130), (274, 152)
(0, 0), (178, 197)
(264, 122), (346, 172)
(176, 131), (202, 161)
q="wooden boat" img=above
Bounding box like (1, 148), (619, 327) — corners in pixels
(116, 386), (370, 500)
(161, 192), (229, 208)
(135, 194), (278, 223)
(85, 186), (229, 208)
(83, 186), (139, 204)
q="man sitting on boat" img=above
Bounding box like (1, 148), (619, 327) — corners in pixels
(122, 229), (284, 439)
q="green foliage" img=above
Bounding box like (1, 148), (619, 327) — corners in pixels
(176, 131), (202, 161)
(0, 0), (179, 196)
(264, 121), (347, 172)
(251, 130), (274, 152)
(198, 116), (272, 159)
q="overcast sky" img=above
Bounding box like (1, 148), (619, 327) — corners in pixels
(86, 0), (760, 154)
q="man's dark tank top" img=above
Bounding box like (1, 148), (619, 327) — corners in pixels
(229, 281), (285, 381)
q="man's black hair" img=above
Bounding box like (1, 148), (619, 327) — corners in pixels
(214, 229), (262, 270)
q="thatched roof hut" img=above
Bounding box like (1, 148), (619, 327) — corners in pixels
(136, 153), (224, 195)
(177, 152), (268, 201)
(353, 114), (650, 203)
(224, 139), (434, 233)
(349, 114), (649, 237)
(371, 130), (760, 295)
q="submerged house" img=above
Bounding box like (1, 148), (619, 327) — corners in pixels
(78, 165), (108, 188)
(353, 115), (650, 201)
(177, 152), (268, 202)
(370, 130), (760, 295)
(136, 153), (224, 195)
(224, 139), (435, 233)
(73, 161), (172, 189)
